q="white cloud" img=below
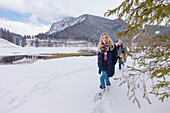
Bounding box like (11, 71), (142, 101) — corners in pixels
(0, 0), (124, 35)
(0, 0), (26, 14)
(28, 15), (40, 25)
(0, 18), (50, 36)
(0, 0), (124, 23)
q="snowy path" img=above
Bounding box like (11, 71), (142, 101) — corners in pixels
(0, 56), (169, 113)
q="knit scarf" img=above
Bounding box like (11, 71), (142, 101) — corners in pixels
(100, 44), (108, 61)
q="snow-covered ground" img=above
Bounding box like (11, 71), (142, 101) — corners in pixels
(0, 39), (169, 113)
(0, 38), (20, 48)
(0, 55), (169, 113)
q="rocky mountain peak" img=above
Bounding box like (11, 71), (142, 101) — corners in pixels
(46, 15), (87, 35)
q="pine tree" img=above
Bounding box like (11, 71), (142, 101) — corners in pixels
(48, 40), (53, 47)
(21, 37), (27, 47)
(35, 39), (39, 47)
(105, 0), (170, 107)
(0, 28), (2, 38)
(7, 30), (14, 43)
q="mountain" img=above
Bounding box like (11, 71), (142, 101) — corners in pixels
(43, 14), (126, 45)
(46, 16), (86, 35)
(1, 14), (169, 47)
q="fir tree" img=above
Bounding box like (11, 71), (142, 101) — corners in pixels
(105, 0), (170, 107)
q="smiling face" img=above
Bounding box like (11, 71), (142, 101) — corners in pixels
(102, 34), (108, 44)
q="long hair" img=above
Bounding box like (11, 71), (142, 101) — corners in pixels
(98, 33), (114, 52)
(118, 39), (123, 44)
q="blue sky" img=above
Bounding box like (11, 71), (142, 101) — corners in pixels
(0, 10), (29, 23)
(0, 9), (60, 25)
(0, 0), (123, 35)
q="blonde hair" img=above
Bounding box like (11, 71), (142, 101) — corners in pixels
(118, 39), (123, 45)
(97, 33), (114, 52)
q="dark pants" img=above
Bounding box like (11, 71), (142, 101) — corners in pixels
(119, 57), (123, 70)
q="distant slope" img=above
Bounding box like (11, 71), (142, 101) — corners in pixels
(0, 38), (20, 48)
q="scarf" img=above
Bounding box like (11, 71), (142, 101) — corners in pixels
(100, 44), (108, 61)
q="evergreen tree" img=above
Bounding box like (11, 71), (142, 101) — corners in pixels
(48, 40), (53, 47)
(7, 30), (14, 43)
(23, 35), (27, 39)
(15, 38), (20, 45)
(30, 40), (34, 46)
(35, 39), (39, 47)
(0, 28), (2, 38)
(105, 0), (170, 107)
(21, 37), (27, 47)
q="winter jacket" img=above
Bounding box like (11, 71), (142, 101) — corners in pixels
(117, 43), (126, 55)
(98, 44), (118, 77)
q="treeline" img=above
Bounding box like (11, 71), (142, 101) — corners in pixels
(0, 28), (27, 47)
(0, 28), (14, 43)
(0, 28), (43, 47)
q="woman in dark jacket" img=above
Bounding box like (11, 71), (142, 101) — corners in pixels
(117, 39), (126, 70)
(97, 33), (118, 89)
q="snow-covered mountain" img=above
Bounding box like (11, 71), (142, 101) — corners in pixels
(46, 16), (86, 35)
(39, 14), (126, 46)
(1, 14), (169, 48)
(0, 38), (20, 48)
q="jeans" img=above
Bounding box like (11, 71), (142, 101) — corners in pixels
(100, 71), (111, 88)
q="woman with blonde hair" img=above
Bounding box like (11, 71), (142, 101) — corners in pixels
(97, 33), (118, 90)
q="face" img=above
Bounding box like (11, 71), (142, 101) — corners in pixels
(118, 43), (122, 46)
(102, 35), (108, 44)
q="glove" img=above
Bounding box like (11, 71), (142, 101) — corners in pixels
(119, 57), (122, 63)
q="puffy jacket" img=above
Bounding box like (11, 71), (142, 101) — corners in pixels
(98, 44), (118, 77)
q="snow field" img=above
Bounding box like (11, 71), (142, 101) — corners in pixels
(0, 56), (169, 113)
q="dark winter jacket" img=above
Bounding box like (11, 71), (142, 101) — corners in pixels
(98, 44), (118, 77)
(117, 43), (126, 55)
